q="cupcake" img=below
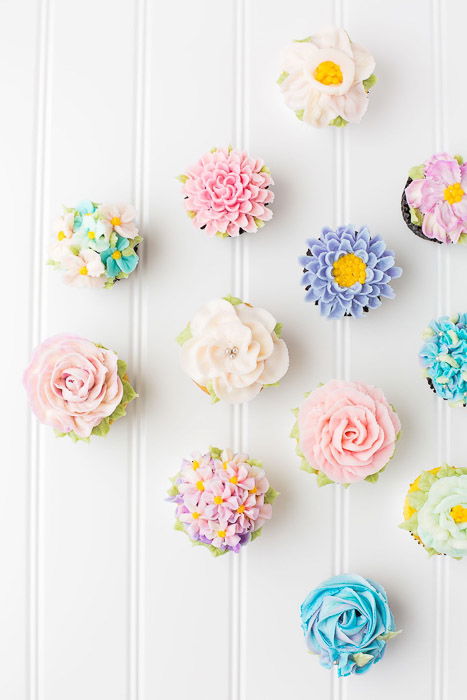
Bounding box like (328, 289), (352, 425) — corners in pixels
(299, 225), (402, 319)
(300, 574), (400, 677)
(48, 200), (142, 288)
(167, 447), (278, 555)
(291, 380), (401, 486)
(419, 313), (467, 406)
(400, 465), (467, 557)
(278, 26), (376, 128)
(23, 334), (137, 441)
(177, 296), (289, 403)
(401, 153), (467, 244)
(178, 147), (274, 238)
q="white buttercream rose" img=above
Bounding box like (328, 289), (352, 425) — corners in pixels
(179, 298), (289, 403)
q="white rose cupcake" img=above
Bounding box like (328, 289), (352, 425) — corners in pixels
(177, 296), (289, 403)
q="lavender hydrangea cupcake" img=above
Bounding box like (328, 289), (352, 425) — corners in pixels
(299, 225), (402, 319)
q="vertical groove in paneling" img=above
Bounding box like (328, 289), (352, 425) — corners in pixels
(229, 1), (249, 699)
(27, 2), (51, 699)
(129, 0), (149, 698)
(331, 2), (349, 698)
(432, 2), (449, 699)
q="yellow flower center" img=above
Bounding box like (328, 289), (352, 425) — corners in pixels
(87, 230), (96, 239)
(217, 530), (226, 538)
(214, 496), (223, 505)
(192, 511), (200, 520)
(111, 216), (122, 227)
(57, 231), (66, 241)
(112, 250), (122, 260)
(237, 505), (245, 514)
(450, 505), (467, 523)
(249, 487), (257, 494)
(313, 60), (343, 86)
(444, 182), (464, 205)
(79, 266), (88, 275)
(229, 476), (238, 484)
(332, 253), (367, 288)
(222, 461), (228, 470)
(192, 460), (200, 470)
(196, 480), (204, 491)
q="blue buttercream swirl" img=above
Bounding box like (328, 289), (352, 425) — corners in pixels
(299, 225), (402, 319)
(300, 574), (397, 677)
(419, 313), (467, 403)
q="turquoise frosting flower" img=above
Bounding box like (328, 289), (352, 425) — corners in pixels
(72, 217), (110, 253)
(300, 574), (398, 677)
(101, 235), (139, 279)
(417, 473), (467, 557)
(73, 199), (98, 230)
(419, 313), (467, 404)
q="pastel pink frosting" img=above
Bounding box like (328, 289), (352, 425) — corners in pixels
(23, 334), (123, 438)
(405, 153), (467, 244)
(182, 148), (274, 237)
(298, 380), (400, 484)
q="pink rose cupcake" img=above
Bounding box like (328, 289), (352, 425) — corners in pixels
(402, 153), (467, 244)
(291, 380), (401, 485)
(23, 334), (138, 441)
(178, 147), (274, 238)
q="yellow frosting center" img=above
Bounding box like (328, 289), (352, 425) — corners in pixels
(112, 250), (122, 260)
(192, 512), (200, 520)
(57, 231), (66, 241)
(450, 505), (467, 523)
(217, 530), (226, 538)
(237, 505), (245, 514)
(214, 496), (223, 505)
(192, 460), (200, 470)
(313, 60), (343, 86)
(79, 266), (88, 275)
(111, 216), (122, 227)
(222, 461), (228, 470)
(196, 480), (204, 491)
(87, 230), (96, 239)
(249, 487), (257, 494)
(229, 476), (238, 484)
(332, 253), (366, 287)
(444, 182), (464, 205)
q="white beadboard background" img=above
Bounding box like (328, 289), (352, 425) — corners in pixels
(1, 0), (467, 698)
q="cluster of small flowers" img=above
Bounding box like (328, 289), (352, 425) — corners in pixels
(168, 448), (276, 554)
(48, 200), (142, 288)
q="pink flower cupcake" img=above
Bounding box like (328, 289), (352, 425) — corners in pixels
(402, 153), (467, 244)
(291, 380), (401, 486)
(167, 447), (278, 555)
(178, 147), (274, 238)
(23, 334), (137, 441)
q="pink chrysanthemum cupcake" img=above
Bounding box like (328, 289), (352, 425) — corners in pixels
(167, 447), (278, 555)
(178, 147), (274, 238)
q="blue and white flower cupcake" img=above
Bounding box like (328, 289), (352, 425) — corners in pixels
(299, 225), (402, 319)
(419, 313), (467, 406)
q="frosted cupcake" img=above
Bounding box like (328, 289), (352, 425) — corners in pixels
(299, 225), (402, 319)
(23, 334), (137, 441)
(419, 313), (467, 406)
(178, 147), (274, 238)
(291, 380), (401, 486)
(401, 465), (467, 558)
(402, 153), (467, 244)
(278, 26), (376, 128)
(167, 447), (277, 555)
(177, 296), (289, 403)
(48, 200), (142, 288)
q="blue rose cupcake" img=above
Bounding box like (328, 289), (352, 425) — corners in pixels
(300, 574), (400, 677)
(299, 225), (402, 319)
(419, 313), (467, 406)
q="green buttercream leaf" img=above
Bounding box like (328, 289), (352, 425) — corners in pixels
(209, 446), (223, 460)
(418, 471), (438, 492)
(406, 490), (427, 509)
(277, 71), (289, 85)
(69, 245), (80, 256)
(104, 278), (115, 288)
(167, 484), (178, 498)
(399, 514), (418, 531)
(187, 210), (196, 219)
(317, 471), (334, 487)
(260, 165), (271, 174)
(458, 233), (467, 245)
(264, 487), (279, 505)
(174, 519), (185, 532)
(246, 459), (262, 467)
(408, 164), (425, 180)
(254, 218), (265, 229)
(115, 271), (129, 280)
(329, 116), (349, 128)
(365, 471), (380, 484)
(290, 420), (299, 440)
(353, 653), (374, 668)
(377, 629), (402, 642)
(223, 295), (243, 306)
(294, 36), (312, 43)
(295, 109), (304, 121)
(215, 231), (230, 239)
(176, 174), (189, 183)
(454, 154), (464, 165)
(263, 381), (280, 388)
(47, 258), (61, 267)
(362, 73), (377, 92)
(273, 322), (283, 338)
(409, 207), (424, 227)
(117, 358), (128, 378)
(91, 418), (111, 437)
(130, 235), (143, 247)
(110, 232), (118, 248)
(291, 407), (299, 417)
(176, 323), (192, 346)
(300, 459), (316, 474)
(206, 381), (220, 404)
(121, 379), (138, 406)
(250, 528), (263, 542)
(109, 402), (127, 422)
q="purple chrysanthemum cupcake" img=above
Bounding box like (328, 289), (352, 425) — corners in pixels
(299, 225), (402, 319)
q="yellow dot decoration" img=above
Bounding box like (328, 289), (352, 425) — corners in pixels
(217, 530), (226, 538)
(229, 476), (238, 484)
(450, 505), (467, 523)
(111, 216), (122, 227)
(214, 496), (223, 505)
(196, 480), (204, 491)
(112, 250), (122, 260)
(332, 253), (367, 288)
(79, 266), (88, 276)
(192, 512), (200, 520)
(313, 60), (343, 86)
(444, 182), (464, 205)
(192, 460), (200, 470)
(249, 487), (257, 495)
(87, 230), (96, 239)
(57, 231), (66, 241)
(237, 505), (245, 514)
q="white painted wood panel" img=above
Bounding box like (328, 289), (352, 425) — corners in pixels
(1, 0), (465, 698)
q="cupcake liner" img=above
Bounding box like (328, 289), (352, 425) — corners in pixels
(401, 177), (441, 244)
